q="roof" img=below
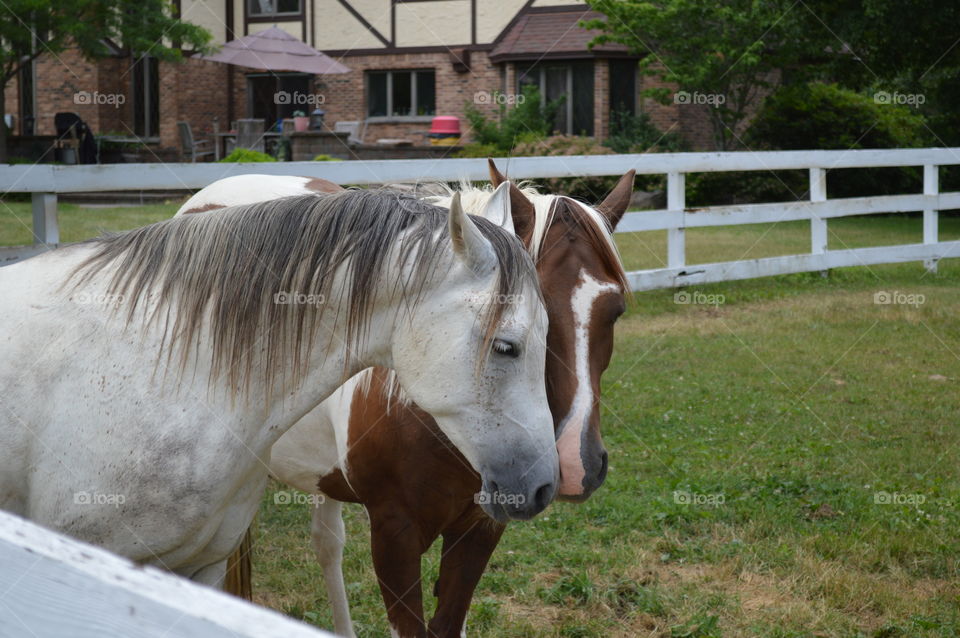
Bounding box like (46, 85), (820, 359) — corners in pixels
(489, 8), (633, 63)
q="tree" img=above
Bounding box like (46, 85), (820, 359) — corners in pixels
(0, 0), (213, 162)
(583, 0), (827, 150)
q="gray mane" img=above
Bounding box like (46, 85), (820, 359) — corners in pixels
(70, 189), (537, 396)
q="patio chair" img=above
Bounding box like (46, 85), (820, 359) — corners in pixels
(334, 120), (363, 145)
(177, 121), (214, 162)
(236, 119), (265, 153)
(54, 112), (97, 164)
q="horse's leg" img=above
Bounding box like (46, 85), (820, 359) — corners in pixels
(369, 508), (429, 638)
(191, 559), (227, 589)
(427, 518), (506, 638)
(311, 499), (355, 638)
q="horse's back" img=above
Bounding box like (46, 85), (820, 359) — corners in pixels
(176, 175), (334, 216)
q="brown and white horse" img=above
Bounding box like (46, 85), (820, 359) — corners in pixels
(271, 164), (632, 637)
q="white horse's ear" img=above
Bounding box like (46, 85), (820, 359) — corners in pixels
(449, 192), (496, 275)
(479, 181), (515, 234)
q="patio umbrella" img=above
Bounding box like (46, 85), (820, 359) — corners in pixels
(195, 26), (350, 74)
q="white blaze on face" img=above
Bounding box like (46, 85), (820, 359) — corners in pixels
(556, 269), (620, 496)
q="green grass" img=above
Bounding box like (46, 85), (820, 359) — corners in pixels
(0, 199), (181, 245)
(4, 201), (958, 636)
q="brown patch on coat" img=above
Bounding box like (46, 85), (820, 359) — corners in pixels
(180, 202), (229, 215)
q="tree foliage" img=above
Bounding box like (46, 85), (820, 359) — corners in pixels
(0, 0), (213, 160)
(583, 0), (825, 150)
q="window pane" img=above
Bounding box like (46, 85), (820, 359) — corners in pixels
(416, 71), (435, 116)
(277, 0), (300, 13)
(277, 74), (311, 122)
(147, 57), (160, 137)
(133, 56), (160, 138)
(608, 59), (637, 117)
(516, 63), (539, 90)
(367, 72), (387, 116)
(250, 0), (273, 16)
(544, 65), (568, 133)
(391, 71), (412, 116)
(571, 61), (594, 136)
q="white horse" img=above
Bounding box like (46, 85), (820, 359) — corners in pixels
(0, 187), (558, 587)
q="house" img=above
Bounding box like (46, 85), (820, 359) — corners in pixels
(4, 0), (714, 161)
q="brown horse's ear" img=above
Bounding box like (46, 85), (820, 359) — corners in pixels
(488, 158), (507, 186)
(596, 170), (635, 230)
(488, 159), (536, 246)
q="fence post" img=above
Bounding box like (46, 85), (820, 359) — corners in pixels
(31, 193), (59, 246)
(809, 168), (827, 276)
(923, 164), (939, 274)
(667, 171), (685, 269)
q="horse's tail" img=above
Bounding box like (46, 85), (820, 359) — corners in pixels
(224, 526), (254, 600)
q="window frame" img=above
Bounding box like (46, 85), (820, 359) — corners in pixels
(365, 69), (436, 122)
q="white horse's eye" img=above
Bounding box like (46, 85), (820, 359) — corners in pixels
(492, 338), (520, 358)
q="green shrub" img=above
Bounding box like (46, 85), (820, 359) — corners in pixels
(688, 83), (931, 206)
(219, 148), (276, 163)
(461, 84), (562, 154)
(750, 82), (928, 151)
(746, 82), (930, 200)
(312, 154), (342, 162)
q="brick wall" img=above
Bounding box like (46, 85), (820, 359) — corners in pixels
(593, 59), (609, 141)
(6, 45), (732, 160)
(318, 50), (503, 145)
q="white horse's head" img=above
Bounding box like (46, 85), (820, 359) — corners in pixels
(174, 179), (558, 521)
(387, 185), (557, 521)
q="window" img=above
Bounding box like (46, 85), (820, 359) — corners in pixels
(247, 72), (312, 129)
(132, 56), (159, 139)
(249, 0), (301, 17)
(608, 59), (637, 118)
(18, 60), (35, 135)
(367, 70), (436, 118)
(517, 61), (594, 136)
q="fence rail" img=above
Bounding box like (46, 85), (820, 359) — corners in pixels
(3, 148), (960, 287)
(0, 510), (334, 637)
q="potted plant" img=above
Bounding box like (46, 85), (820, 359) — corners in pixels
(293, 110), (310, 132)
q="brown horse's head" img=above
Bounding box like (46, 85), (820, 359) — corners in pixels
(490, 160), (632, 502)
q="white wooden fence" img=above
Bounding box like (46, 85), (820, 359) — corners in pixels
(3, 148), (960, 289)
(0, 510), (334, 637)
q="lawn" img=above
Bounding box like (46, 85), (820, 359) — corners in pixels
(3, 201), (958, 636)
(0, 199), (180, 246)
